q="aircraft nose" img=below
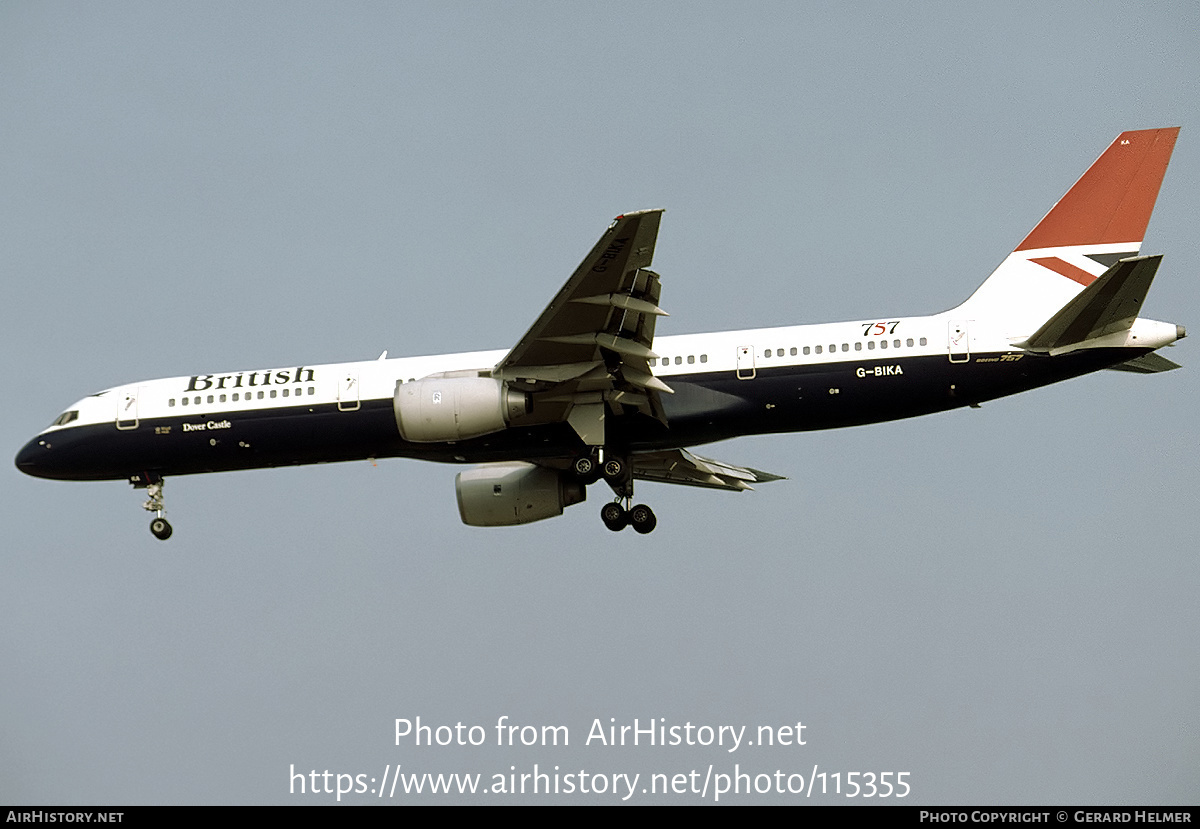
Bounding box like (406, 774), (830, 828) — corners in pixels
(15, 435), (53, 478)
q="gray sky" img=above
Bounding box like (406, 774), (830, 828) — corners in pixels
(3, 1), (1197, 805)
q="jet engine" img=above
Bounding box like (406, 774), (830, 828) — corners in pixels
(455, 462), (586, 526)
(394, 375), (530, 443)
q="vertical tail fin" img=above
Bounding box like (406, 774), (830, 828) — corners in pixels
(956, 128), (1179, 333)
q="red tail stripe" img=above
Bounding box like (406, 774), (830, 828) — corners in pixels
(1016, 127), (1179, 251)
(1029, 256), (1097, 287)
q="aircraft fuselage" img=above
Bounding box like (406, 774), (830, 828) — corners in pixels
(15, 314), (1171, 483)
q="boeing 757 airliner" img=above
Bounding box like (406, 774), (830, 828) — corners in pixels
(15, 128), (1185, 538)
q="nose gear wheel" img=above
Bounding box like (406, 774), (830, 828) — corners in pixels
(136, 478), (173, 541)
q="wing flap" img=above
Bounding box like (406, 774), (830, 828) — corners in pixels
(571, 292), (668, 316)
(632, 448), (786, 492)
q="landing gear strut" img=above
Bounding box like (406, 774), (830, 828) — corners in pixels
(136, 478), (172, 540)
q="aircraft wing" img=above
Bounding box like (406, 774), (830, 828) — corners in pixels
(494, 210), (671, 443)
(631, 448), (786, 492)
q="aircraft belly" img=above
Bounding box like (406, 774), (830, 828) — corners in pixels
(647, 347), (1149, 445)
(22, 400), (404, 481)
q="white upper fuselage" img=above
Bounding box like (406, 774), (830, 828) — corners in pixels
(41, 308), (1178, 436)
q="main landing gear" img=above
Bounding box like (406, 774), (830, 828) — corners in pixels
(571, 454), (602, 484)
(573, 450), (658, 534)
(135, 477), (172, 540)
(600, 499), (657, 534)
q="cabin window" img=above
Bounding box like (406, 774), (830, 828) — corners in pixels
(803, 346), (811, 355)
(194, 396), (201, 405)
(814, 345), (822, 354)
(879, 340), (887, 349)
(841, 343), (849, 352)
(675, 356), (682, 365)
(919, 337), (928, 346)
(790, 347), (797, 356)
(168, 399), (176, 408)
(906, 338), (914, 347)
(699, 355), (707, 364)
(309, 386), (316, 395)
(649, 358), (657, 366)
(207, 395), (214, 404)
(763, 349), (771, 358)
(894, 339), (901, 348)
(219, 394), (227, 403)
(282, 388), (289, 397)
(867, 341), (875, 350)
(854, 342), (862, 351)
(687, 355), (694, 364)
(270, 389), (277, 398)
(257, 391), (264, 400)
(181, 397), (188, 406)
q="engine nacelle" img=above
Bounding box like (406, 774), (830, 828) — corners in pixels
(394, 375), (529, 443)
(456, 462), (586, 526)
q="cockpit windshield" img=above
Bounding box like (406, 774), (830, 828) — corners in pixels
(51, 410), (79, 427)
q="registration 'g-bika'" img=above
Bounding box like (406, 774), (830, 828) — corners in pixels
(16, 128), (1185, 538)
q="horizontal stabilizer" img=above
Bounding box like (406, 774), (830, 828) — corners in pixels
(1106, 352), (1182, 373)
(1016, 255), (1161, 353)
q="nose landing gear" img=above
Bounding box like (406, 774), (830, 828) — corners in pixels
(134, 476), (172, 540)
(149, 514), (173, 540)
